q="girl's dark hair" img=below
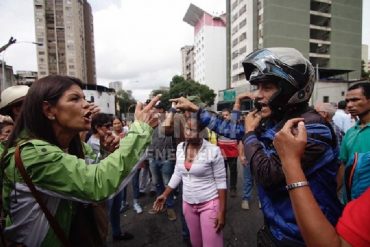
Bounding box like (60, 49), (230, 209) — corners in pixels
(91, 113), (112, 134)
(113, 116), (123, 124)
(5, 75), (85, 158)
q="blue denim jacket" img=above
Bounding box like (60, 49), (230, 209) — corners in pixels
(197, 108), (343, 245)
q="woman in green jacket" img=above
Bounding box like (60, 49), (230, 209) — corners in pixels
(0, 75), (159, 246)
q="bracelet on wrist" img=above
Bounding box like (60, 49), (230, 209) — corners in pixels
(285, 181), (309, 191)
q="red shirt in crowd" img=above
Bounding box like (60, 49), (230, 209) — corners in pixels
(336, 188), (370, 247)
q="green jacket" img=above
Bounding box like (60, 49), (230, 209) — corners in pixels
(2, 121), (152, 246)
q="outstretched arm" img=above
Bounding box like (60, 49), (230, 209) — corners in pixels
(171, 97), (246, 140)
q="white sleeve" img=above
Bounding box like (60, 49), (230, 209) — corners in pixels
(167, 161), (182, 189)
(167, 147), (183, 189)
(212, 147), (227, 189)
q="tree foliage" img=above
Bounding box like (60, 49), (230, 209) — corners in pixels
(117, 89), (136, 114)
(151, 75), (216, 109)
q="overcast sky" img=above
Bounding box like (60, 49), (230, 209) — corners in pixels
(0, 0), (369, 101)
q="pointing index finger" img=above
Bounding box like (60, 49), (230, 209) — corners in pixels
(144, 94), (161, 111)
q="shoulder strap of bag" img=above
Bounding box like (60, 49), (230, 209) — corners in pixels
(344, 152), (358, 202)
(14, 145), (71, 247)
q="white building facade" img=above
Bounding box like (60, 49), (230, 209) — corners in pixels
(183, 4), (227, 106)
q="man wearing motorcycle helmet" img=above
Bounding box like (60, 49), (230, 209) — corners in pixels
(171, 47), (342, 246)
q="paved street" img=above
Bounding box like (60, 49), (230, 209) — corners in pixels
(107, 164), (264, 247)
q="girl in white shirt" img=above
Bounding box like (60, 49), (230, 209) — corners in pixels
(153, 115), (227, 247)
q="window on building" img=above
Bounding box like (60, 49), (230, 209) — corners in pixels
(232, 13), (238, 23)
(341, 91), (345, 96)
(239, 46), (246, 54)
(232, 1), (238, 10)
(239, 32), (246, 42)
(232, 38), (238, 47)
(239, 5), (246, 15)
(323, 96), (329, 102)
(239, 19), (246, 29)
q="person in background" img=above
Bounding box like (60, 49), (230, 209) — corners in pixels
(333, 100), (353, 134)
(0, 116), (14, 142)
(0, 85), (29, 121)
(87, 113), (113, 158)
(273, 118), (370, 247)
(112, 115), (143, 215)
(153, 113), (227, 247)
(239, 140), (254, 210)
(315, 102), (343, 145)
(147, 102), (177, 221)
(0, 75), (160, 246)
(122, 119), (130, 134)
(88, 114), (136, 241)
(112, 116), (126, 139)
(0, 86), (29, 154)
(217, 109), (239, 198)
(338, 82), (370, 204)
(233, 95), (258, 210)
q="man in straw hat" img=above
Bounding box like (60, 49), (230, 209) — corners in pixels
(0, 85), (29, 121)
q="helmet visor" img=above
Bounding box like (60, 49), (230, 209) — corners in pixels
(243, 49), (300, 88)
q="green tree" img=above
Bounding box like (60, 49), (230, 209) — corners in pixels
(151, 76), (216, 109)
(116, 89), (136, 115)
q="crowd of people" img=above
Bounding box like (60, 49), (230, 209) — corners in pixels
(0, 47), (369, 247)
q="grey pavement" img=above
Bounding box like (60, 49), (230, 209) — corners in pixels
(107, 163), (263, 247)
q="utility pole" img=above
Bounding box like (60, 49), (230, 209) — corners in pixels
(1, 37), (17, 99)
(0, 37), (42, 100)
(0, 37), (16, 54)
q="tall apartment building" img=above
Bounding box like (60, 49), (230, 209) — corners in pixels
(183, 4), (227, 101)
(180, 45), (195, 80)
(33, 0), (96, 84)
(227, 0), (362, 88)
(109, 81), (122, 92)
(362, 44), (368, 72)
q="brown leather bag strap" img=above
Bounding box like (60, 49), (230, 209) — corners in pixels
(14, 145), (71, 247)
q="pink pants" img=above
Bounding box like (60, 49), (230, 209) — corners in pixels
(183, 198), (223, 247)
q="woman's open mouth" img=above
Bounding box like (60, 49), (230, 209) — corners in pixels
(84, 111), (92, 122)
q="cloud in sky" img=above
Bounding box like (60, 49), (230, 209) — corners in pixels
(91, 0), (226, 99)
(0, 0), (369, 101)
(0, 0), (225, 101)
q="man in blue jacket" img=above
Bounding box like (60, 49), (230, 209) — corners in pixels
(172, 47), (342, 246)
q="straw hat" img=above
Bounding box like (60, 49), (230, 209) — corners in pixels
(0, 85), (29, 114)
(186, 95), (206, 108)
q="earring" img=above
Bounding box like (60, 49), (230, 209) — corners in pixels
(49, 116), (55, 120)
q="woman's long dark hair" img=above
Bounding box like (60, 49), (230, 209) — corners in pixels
(3, 75), (85, 159)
